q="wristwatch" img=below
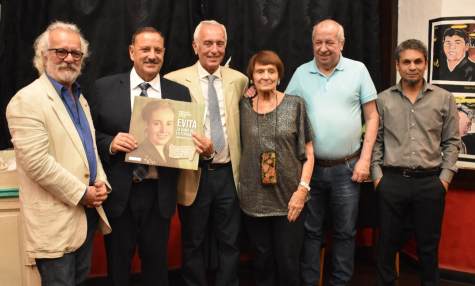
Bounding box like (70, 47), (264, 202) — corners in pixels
(299, 181), (311, 192)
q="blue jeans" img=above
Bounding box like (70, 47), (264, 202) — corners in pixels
(36, 208), (98, 286)
(301, 158), (360, 286)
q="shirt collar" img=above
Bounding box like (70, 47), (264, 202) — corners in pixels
(392, 79), (434, 94)
(130, 67), (161, 91)
(197, 61), (222, 80)
(47, 74), (81, 99)
(308, 55), (345, 75)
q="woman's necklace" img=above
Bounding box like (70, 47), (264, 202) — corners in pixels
(256, 91), (279, 186)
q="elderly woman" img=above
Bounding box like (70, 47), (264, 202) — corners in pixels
(128, 100), (176, 166)
(239, 50), (314, 286)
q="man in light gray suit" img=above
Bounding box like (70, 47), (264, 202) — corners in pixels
(165, 20), (248, 286)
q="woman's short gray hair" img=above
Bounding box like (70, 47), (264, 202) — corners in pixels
(33, 21), (89, 75)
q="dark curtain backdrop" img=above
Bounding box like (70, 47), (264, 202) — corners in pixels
(0, 0), (381, 149)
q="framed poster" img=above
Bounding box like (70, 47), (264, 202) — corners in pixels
(429, 17), (475, 167)
(125, 97), (205, 170)
(428, 16), (475, 95)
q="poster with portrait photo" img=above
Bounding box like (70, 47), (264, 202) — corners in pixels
(428, 17), (475, 169)
(125, 97), (205, 170)
(428, 17), (475, 95)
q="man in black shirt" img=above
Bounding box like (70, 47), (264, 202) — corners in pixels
(433, 28), (475, 81)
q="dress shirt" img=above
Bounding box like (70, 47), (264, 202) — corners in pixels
(285, 56), (377, 159)
(129, 67), (162, 110)
(371, 81), (460, 183)
(197, 62), (230, 163)
(48, 75), (97, 185)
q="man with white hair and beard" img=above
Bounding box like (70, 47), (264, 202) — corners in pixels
(6, 21), (111, 285)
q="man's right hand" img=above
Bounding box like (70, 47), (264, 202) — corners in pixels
(110, 132), (138, 153)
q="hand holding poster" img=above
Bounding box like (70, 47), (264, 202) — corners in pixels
(126, 96), (204, 170)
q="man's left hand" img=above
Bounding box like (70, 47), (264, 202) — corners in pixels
(440, 179), (449, 192)
(352, 159), (370, 183)
(192, 133), (215, 157)
(94, 180), (108, 203)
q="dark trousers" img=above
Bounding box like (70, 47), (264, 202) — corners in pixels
(301, 159), (360, 286)
(377, 172), (446, 286)
(243, 213), (305, 286)
(178, 164), (241, 286)
(104, 180), (171, 286)
(36, 207), (98, 286)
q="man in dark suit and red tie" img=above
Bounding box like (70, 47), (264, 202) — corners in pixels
(89, 27), (191, 286)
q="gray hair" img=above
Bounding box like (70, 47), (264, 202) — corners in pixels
(33, 21), (89, 75)
(458, 104), (474, 120)
(193, 20), (227, 42)
(312, 19), (345, 43)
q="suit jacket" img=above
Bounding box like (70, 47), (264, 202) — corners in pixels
(90, 72), (191, 218)
(128, 139), (176, 167)
(6, 74), (111, 262)
(164, 63), (248, 206)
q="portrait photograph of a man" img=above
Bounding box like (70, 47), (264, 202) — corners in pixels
(429, 17), (475, 95)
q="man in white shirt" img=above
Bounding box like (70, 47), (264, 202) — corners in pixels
(165, 20), (248, 286)
(89, 27), (191, 286)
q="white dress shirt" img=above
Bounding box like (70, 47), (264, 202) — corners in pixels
(129, 68), (162, 110)
(197, 63), (230, 163)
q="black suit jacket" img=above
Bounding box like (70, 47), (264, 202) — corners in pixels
(89, 72), (191, 219)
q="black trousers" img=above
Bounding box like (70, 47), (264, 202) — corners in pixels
(104, 180), (171, 286)
(376, 172), (446, 286)
(178, 164), (241, 286)
(243, 213), (305, 286)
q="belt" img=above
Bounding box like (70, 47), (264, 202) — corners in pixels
(132, 177), (158, 183)
(207, 161), (231, 171)
(315, 150), (360, 167)
(383, 166), (441, 178)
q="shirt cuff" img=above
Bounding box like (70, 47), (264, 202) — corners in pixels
(109, 142), (116, 155)
(201, 151), (216, 161)
(439, 168), (454, 184)
(79, 188), (88, 206)
(371, 165), (383, 181)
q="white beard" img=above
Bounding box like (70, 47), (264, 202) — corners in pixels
(46, 61), (81, 85)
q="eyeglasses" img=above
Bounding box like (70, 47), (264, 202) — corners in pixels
(48, 48), (84, 60)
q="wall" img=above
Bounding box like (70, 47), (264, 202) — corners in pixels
(398, 0), (475, 45)
(397, 0), (475, 83)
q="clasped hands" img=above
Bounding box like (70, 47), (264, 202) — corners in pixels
(81, 180), (108, 208)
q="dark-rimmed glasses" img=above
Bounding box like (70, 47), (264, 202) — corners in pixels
(48, 48), (84, 60)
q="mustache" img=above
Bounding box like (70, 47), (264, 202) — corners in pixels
(144, 59), (159, 64)
(57, 62), (79, 72)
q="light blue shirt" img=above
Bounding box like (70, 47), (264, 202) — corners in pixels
(286, 56), (377, 159)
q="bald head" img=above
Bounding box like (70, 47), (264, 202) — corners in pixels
(312, 19), (345, 43)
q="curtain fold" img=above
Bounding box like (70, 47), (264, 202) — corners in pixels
(0, 0), (381, 149)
